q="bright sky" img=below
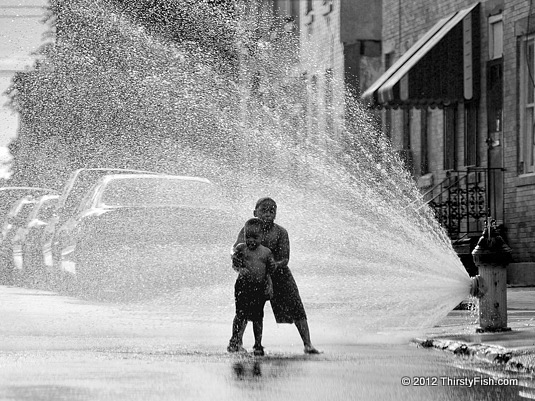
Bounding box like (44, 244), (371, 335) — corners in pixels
(0, 0), (49, 178)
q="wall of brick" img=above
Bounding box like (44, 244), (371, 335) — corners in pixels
(297, 0), (535, 266)
(300, 0), (345, 145)
(381, 0), (535, 265)
(383, 0), (490, 177)
(502, 0), (535, 262)
(299, 0), (382, 147)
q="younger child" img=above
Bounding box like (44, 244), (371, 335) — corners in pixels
(228, 218), (276, 356)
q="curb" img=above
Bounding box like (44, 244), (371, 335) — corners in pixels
(412, 337), (535, 374)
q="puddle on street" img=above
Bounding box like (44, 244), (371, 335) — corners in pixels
(0, 343), (530, 401)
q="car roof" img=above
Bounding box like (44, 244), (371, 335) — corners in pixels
(8, 195), (40, 214)
(0, 186), (55, 192)
(70, 168), (164, 176)
(28, 194), (60, 218)
(36, 193), (60, 202)
(58, 169), (165, 203)
(14, 195), (41, 204)
(99, 174), (212, 185)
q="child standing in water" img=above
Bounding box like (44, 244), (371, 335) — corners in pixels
(228, 218), (276, 356)
(232, 197), (321, 354)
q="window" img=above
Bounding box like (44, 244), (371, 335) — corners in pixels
(301, 72), (308, 122)
(306, 0), (312, 14)
(420, 108), (429, 174)
(322, 0), (333, 10)
(403, 108), (411, 150)
(519, 35), (535, 174)
(487, 59), (502, 133)
(400, 108), (414, 174)
(489, 15), (503, 60)
(383, 53), (394, 139)
(309, 75), (318, 138)
(384, 108), (392, 140)
(443, 106), (457, 170)
(77, 186), (97, 214)
(464, 103), (479, 167)
(325, 69), (333, 135)
(37, 199), (58, 221)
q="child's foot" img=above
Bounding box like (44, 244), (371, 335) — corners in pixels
(227, 343), (247, 353)
(304, 345), (322, 354)
(253, 345), (265, 356)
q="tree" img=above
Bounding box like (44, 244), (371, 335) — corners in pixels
(5, 0), (243, 187)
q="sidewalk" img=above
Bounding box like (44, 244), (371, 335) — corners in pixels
(413, 287), (535, 374)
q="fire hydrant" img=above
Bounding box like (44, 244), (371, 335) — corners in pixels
(470, 220), (512, 332)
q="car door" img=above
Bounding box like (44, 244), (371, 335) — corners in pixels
(58, 186), (100, 275)
(12, 204), (36, 271)
(22, 196), (59, 271)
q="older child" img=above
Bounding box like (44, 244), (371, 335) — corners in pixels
(232, 197), (320, 354)
(228, 218), (276, 356)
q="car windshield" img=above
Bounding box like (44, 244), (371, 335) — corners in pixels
(60, 169), (159, 219)
(0, 189), (50, 222)
(99, 178), (227, 209)
(61, 171), (116, 215)
(36, 199), (58, 221)
(14, 202), (37, 225)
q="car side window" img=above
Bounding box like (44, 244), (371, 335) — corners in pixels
(7, 199), (25, 220)
(38, 200), (58, 221)
(76, 192), (93, 214)
(76, 184), (101, 214)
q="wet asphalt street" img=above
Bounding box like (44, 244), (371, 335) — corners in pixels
(0, 285), (531, 401)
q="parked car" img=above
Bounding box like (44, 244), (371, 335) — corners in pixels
(40, 168), (162, 276)
(12, 194), (60, 288)
(0, 196), (42, 284)
(55, 174), (236, 298)
(0, 187), (56, 223)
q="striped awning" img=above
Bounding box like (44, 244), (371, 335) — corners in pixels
(361, 3), (480, 109)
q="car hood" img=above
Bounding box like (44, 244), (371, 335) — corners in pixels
(77, 205), (240, 246)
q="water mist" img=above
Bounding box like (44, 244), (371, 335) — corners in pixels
(16, 0), (472, 340)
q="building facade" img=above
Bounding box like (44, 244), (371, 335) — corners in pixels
(363, 0), (535, 284)
(298, 0), (382, 149)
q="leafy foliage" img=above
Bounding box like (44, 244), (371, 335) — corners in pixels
(5, 0), (242, 188)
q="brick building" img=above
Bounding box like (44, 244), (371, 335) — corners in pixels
(298, 0), (382, 148)
(362, 0), (535, 284)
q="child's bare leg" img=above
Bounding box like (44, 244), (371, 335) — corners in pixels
(228, 315), (247, 352)
(252, 319), (264, 355)
(237, 321), (247, 346)
(295, 319), (320, 354)
(252, 320), (263, 348)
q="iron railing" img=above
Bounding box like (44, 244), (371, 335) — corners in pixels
(423, 167), (504, 239)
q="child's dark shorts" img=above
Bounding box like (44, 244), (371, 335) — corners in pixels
(234, 276), (267, 322)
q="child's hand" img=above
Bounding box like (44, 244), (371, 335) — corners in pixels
(232, 243), (246, 269)
(234, 243), (247, 253)
(232, 254), (243, 270)
(274, 258), (289, 270)
(265, 275), (273, 299)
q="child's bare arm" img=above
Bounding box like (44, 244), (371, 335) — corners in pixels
(274, 258), (289, 269)
(266, 252), (277, 275)
(231, 243), (247, 272)
(237, 266), (250, 276)
(274, 228), (290, 269)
